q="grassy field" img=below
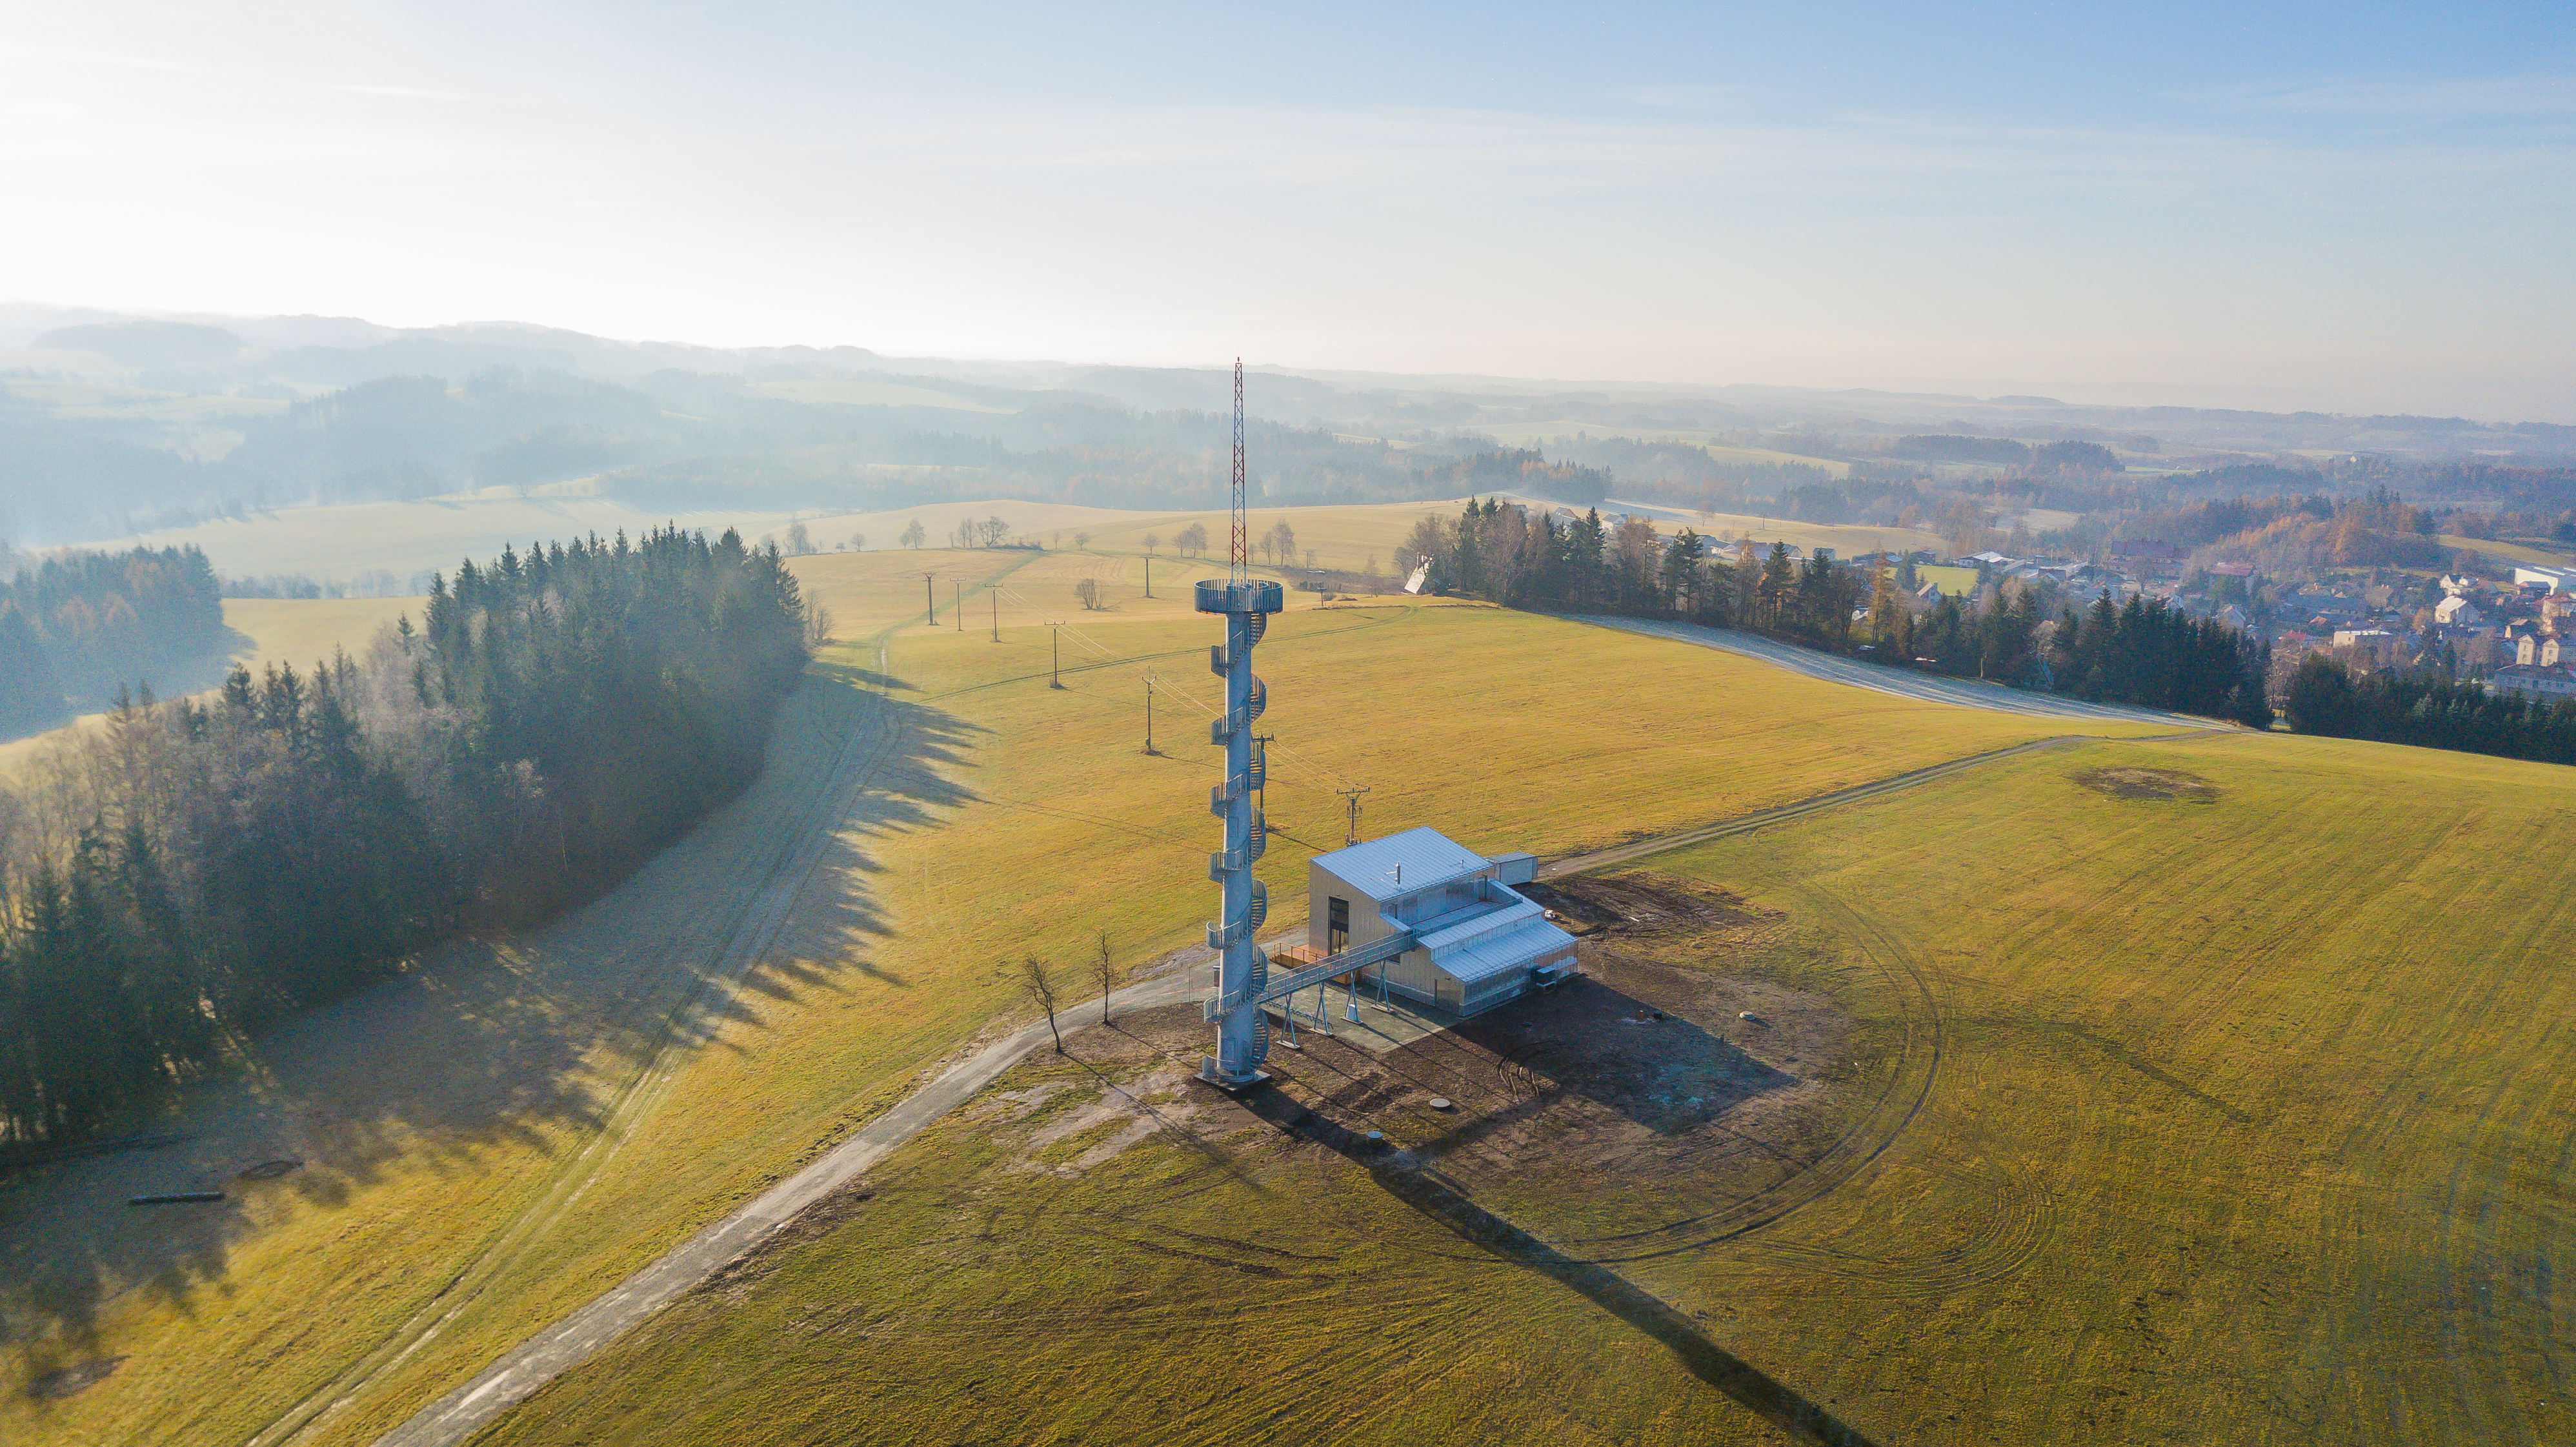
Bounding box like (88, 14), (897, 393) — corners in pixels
(2437, 534), (2569, 570)
(0, 548), (2164, 1446)
(1076, 504), (1943, 576)
(1917, 563), (1980, 596)
(474, 729), (2576, 1447)
(1469, 428), (1857, 480)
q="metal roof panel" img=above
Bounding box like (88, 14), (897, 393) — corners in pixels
(1310, 827), (1493, 902)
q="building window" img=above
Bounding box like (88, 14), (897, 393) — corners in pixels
(1328, 897), (1349, 955)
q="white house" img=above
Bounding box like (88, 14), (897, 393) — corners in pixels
(2515, 565), (2576, 593)
(2490, 665), (2576, 705)
(2435, 595), (2486, 627)
(2516, 634), (2573, 667)
(1307, 827), (1577, 1017)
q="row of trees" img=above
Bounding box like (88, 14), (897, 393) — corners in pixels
(1, 546), (226, 731)
(0, 527), (812, 1146)
(2284, 656), (2576, 764)
(1411, 498), (2271, 726)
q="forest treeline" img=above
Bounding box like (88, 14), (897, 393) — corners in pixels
(2284, 656), (2576, 764)
(0, 527), (810, 1146)
(0, 545), (225, 731)
(1414, 498), (2271, 726)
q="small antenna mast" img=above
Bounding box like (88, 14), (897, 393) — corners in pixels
(1229, 358), (1247, 586)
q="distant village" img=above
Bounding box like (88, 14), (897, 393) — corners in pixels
(1533, 501), (2576, 711)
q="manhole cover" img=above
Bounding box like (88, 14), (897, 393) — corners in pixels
(1428, 1098), (1453, 1111)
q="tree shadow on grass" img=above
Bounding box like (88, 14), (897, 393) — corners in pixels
(1239, 1086), (1880, 1447)
(0, 669), (978, 1384)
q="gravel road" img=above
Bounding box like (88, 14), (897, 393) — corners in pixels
(1580, 616), (2214, 726)
(376, 965), (1209, 1447)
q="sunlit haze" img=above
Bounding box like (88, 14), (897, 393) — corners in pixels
(3, 2), (2568, 418)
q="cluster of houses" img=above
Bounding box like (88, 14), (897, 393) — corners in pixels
(1533, 500), (2576, 707)
(1891, 541), (2576, 704)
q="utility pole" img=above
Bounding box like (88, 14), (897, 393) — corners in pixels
(1337, 785), (1371, 847)
(1143, 552), (1152, 599)
(923, 572), (936, 626)
(1143, 673), (1157, 754)
(954, 581), (962, 630)
(991, 589), (1000, 642)
(1249, 733), (1274, 818)
(1050, 622), (1064, 689)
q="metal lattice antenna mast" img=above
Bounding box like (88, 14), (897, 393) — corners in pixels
(1229, 358), (1247, 586)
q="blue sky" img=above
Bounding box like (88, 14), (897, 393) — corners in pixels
(3, 3), (2569, 417)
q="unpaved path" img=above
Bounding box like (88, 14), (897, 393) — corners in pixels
(1579, 616), (2213, 726)
(376, 969), (1207, 1447)
(365, 605), (2224, 1446)
(1540, 730), (2217, 879)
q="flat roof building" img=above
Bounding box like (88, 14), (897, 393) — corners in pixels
(1307, 826), (1576, 1017)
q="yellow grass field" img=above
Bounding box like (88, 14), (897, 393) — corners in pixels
(473, 729), (2576, 1447)
(1075, 503), (1942, 576)
(0, 553), (2162, 1446)
(2437, 534), (2570, 570)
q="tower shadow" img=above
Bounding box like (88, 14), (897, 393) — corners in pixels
(1238, 1086), (1881, 1447)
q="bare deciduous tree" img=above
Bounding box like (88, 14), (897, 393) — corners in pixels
(1074, 577), (1105, 611)
(803, 605), (835, 651)
(1094, 934), (1118, 1024)
(1022, 956), (1064, 1052)
(900, 520), (925, 549)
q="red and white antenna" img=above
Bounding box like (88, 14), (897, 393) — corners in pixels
(1229, 358), (1248, 585)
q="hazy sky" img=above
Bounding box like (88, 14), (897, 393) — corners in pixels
(3, 3), (2570, 418)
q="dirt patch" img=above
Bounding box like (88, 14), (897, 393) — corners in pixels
(703, 1175), (880, 1300)
(1516, 873), (1772, 936)
(1222, 874), (1856, 1206)
(2073, 766), (2219, 803)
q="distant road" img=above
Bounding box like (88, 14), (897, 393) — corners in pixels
(1579, 616), (2214, 727)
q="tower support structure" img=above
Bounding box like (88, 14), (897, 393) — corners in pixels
(1196, 574), (1280, 1086)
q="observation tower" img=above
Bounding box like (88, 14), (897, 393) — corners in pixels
(1197, 359), (1283, 1088)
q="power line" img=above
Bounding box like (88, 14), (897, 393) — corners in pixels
(1336, 785), (1371, 847)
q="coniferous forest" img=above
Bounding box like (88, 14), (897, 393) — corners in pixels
(0, 527), (809, 1146)
(2283, 654), (2576, 763)
(1424, 497), (2272, 727)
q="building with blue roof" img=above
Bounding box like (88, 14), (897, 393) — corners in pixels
(1305, 826), (1576, 1016)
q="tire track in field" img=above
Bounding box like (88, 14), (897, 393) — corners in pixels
(1540, 727), (2222, 880)
(260, 552), (1049, 1447)
(363, 612), (2197, 1442)
(254, 670), (906, 1447)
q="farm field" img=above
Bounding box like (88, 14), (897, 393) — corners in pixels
(67, 489), (1939, 611)
(476, 729), (2576, 1447)
(0, 556), (2162, 1446)
(1916, 563), (1980, 596)
(83, 493), (1143, 587)
(1470, 427), (1857, 479)
(2437, 534), (2570, 570)
(1076, 503), (1943, 576)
